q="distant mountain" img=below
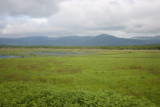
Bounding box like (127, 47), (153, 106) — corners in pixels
(0, 34), (160, 46)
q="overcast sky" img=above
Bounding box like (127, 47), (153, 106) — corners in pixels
(0, 0), (160, 38)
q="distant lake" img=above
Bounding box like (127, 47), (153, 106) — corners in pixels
(0, 51), (89, 59)
(26, 52), (86, 56)
(0, 54), (20, 59)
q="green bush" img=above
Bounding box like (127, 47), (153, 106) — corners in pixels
(0, 82), (156, 107)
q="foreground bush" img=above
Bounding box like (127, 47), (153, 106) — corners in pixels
(0, 82), (156, 107)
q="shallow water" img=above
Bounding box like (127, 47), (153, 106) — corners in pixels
(0, 51), (89, 59)
(0, 54), (20, 59)
(26, 52), (86, 56)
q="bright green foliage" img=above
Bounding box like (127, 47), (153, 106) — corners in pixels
(0, 82), (156, 107)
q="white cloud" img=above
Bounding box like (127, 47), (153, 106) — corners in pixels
(49, 0), (160, 36)
(0, 0), (160, 38)
(1, 17), (65, 35)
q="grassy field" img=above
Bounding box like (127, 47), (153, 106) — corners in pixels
(0, 48), (160, 106)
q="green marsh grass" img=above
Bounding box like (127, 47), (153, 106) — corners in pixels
(0, 49), (160, 106)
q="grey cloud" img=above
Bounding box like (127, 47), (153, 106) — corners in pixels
(0, 17), (7, 29)
(0, 0), (63, 17)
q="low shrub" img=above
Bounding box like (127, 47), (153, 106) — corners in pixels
(0, 82), (156, 107)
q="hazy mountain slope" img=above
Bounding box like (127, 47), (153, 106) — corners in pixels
(49, 36), (93, 46)
(0, 34), (160, 46)
(86, 34), (144, 46)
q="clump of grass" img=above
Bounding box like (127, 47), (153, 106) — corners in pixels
(57, 68), (81, 74)
(1, 53), (7, 56)
(129, 65), (143, 70)
(4, 74), (18, 81)
(3, 74), (30, 82)
(29, 54), (37, 56)
(21, 55), (24, 58)
(53, 60), (64, 66)
(37, 77), (47, 83)
(18, 63), (46, 71)
(128, 51), (133, 53)
(18, 64), (37, 70)
(129, 90), (143, 98)
(147, 67), (160, 75)
(20, 75), (30, 82)
(52, 78), (74, 84)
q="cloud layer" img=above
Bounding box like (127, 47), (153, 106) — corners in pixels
(0, 0), (160, 38)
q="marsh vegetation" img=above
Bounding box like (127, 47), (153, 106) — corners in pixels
(0, 47), (160, 106)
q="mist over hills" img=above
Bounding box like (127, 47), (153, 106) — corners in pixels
(131, 36), (160, 40)
(0, 34), (160, 46)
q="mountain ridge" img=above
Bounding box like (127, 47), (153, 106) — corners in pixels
(0, 34), (160, 46)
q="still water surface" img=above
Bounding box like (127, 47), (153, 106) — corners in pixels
(0, 51), (89, 59)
